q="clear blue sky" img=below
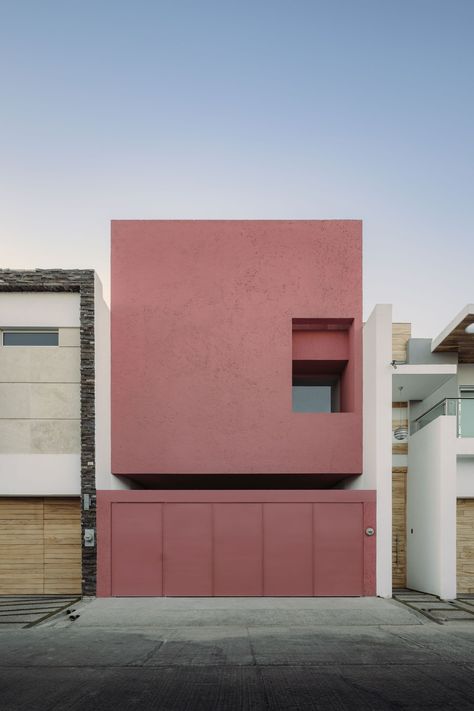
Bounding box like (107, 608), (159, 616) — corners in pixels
(1, 0), (473, 336)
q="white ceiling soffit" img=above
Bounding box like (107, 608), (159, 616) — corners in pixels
(392, 364), (457, 400)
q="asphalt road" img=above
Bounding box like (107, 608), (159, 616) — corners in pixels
(1, 597), (474, 710)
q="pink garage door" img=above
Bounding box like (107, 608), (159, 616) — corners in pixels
(104, 496), (374, 597)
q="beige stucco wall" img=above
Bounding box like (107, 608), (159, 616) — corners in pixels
(0, 346), (80, 383)
(0, 343), (80, 453)
(0, 294), (81, 457)
(0, 383), (80, 419)
(0, 419), (80, 454)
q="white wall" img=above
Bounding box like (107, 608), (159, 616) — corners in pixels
(0, 292), (80, 327)
(94, 274), (131, 490)
(346, 304), (393, 597)
(458, 365), (474, 387)
(0, 454), (80, 495)
(407, 416), (457, 599)
(457, 457), (474, 497)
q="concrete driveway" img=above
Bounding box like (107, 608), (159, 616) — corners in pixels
(2, 597), (474, 710)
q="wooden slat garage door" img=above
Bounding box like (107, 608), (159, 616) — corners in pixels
(392, 470), (407, 588)
(457, 498), (474, 594)
(0, 497), (81, 594)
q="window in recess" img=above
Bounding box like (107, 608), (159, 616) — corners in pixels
(292, 374), (341, 413)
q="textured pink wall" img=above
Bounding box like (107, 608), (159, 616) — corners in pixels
(292, 330), (349, 361)
(111, 220), (362, 475)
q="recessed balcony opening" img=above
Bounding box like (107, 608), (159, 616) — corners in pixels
(292, 318), (353, 413)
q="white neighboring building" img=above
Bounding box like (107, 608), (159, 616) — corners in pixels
(365, 303), (474, 600)
(406, 305), (474, 599)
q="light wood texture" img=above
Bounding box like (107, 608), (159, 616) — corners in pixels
(392, 323), (411, 362)
(0, 497), (81, 594)
(0, 498), (43, 520)
(44, 497), (81, 594)
(392, 442), (408, 455)
(392, 471), (407, 588)
(392, 419), (408, 430)
(44, 499), (81, 521)
(457, 499), (474, 594)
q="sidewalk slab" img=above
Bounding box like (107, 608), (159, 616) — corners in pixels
(53, 597), (422, 629)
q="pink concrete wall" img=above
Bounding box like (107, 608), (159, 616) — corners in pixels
(97, 490), (376, 597)
(292, 330), (349, 361)
(111, 220), (362, 476)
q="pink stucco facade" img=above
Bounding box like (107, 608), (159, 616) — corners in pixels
(111, 220), (362, 478)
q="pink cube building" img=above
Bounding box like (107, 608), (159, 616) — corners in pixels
(97, 220), (375, 597)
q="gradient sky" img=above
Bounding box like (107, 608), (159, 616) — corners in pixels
(1, 0), (473, 337)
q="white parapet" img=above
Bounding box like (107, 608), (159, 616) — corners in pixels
(0, 292), (80, 328)
(94, 273), (131, 490)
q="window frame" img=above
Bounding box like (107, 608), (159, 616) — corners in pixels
(1, 329), (59, 346)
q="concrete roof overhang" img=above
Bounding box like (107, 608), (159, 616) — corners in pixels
(392, 364), (457, 400)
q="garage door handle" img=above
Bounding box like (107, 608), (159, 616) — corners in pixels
(365, 527), (375, 537)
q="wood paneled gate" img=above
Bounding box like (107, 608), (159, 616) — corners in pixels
(0, 497), (81, 594)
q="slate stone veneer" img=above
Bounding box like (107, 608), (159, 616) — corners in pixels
(0, 270), (96, 596)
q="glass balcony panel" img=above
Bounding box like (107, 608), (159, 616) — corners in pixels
(415, 401), (446, 432)
(446, 398), (458, 416)
(412, 398), (474, 438)
(459, 398), (474, 438)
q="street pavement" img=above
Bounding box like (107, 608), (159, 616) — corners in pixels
(1, 596), (474, 710)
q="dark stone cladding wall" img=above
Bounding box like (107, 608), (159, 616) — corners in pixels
(0, 269), (96, 596)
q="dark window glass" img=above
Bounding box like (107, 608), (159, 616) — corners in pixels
(292, 385), (332, 412)
(2, 331), (59, 346)
(292, 375), (341, 413)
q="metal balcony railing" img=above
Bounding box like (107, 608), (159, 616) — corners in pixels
(411, 398), (474, 437)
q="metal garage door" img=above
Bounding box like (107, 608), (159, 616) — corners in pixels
(0, 498), (81, 594)
(101, 493), (375, 597)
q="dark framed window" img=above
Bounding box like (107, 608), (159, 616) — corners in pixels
(2, 330), (59, 346)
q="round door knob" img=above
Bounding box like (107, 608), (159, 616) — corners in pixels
(365, 527), (375, 537)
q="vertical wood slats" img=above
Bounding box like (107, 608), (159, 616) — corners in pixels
(457, 499), (474, 594)
(0, 497), (81, 594)
(392, 470), (407, 588)
(392, 323), (411, 362)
